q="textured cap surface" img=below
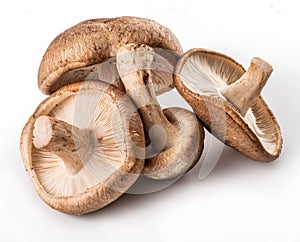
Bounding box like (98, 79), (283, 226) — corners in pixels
(38, 16), (183, 94)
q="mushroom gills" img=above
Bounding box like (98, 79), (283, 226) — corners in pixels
(179, 52), (278, 156)
(32, 91), (126, 197)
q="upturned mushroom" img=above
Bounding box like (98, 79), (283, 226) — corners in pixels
(174, 48), (282, 162)
(20, 81), (145, 215)
(38, 16), (182, 95)
(116, 43), (205, 179)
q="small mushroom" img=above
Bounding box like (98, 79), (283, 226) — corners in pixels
(20, 81), (145, 215)
(38, 16), (182, 95)
(174, 48), (282, 162)
(116, 44), (205, 179)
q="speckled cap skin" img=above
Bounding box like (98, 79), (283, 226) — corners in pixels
(38, 16), (183, 95)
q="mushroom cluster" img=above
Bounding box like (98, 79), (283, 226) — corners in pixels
(20, 16), (282, 215)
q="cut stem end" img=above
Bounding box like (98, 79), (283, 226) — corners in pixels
(33, 116), (97, 175)
(220, 57), (273, 116)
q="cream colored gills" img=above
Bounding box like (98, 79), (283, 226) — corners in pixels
(180, 53), (277, 155)
(33, 91), (125, 197)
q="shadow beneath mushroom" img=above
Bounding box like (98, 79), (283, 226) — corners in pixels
(79, 175), (185, 219)
(79, 189), (163, 220)
(209, 147), (253, 175)
(188, 145), (279, 181)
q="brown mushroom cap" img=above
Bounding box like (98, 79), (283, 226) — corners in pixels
(38, 16), (183, 95)
(20, 81), (145, 215)
(174, 48), (282, 162)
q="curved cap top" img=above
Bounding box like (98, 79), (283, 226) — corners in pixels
(38, 16), (183, 95)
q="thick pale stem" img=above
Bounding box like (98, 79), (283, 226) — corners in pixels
(220, 57), (273, 116)
(33, 116), (97, 175)
(117, 44), (177, 156)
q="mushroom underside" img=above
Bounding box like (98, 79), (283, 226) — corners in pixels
(177, 51), (281, 158)
(47, 50), (177, 96)
(21, 82), (144, 200)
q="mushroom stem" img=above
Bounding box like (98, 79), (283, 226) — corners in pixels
(33, 116), (96, 175)
(117, 44), (177, 157)
(220, 57), (273, 116)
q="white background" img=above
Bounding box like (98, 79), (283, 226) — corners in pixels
(1, 0), (300, 241)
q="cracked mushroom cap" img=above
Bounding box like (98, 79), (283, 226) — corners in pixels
(38, 16), (183, 95)
(174, 48), (282, 162)
(20, 81), (145, 215)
